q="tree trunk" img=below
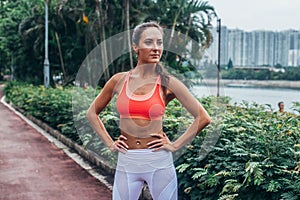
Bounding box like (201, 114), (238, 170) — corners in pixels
(125, 0), (133, 69)
(96, 0), (110, 81)
(55, 32), (67, 83)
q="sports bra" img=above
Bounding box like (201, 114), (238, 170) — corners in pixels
(116, 71), (166, 120)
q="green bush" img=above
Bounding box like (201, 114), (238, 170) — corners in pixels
(176, 102), (300, 200)
(4, 81), (79, 142)
(4, 82), (300, 199)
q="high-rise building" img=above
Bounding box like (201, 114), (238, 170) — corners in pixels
(207, 27), (300, 67)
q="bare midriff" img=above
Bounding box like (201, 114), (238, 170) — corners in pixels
(119, 118), (163, 138)
(119, 118), (164, 149)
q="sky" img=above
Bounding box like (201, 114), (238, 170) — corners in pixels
(206, 0), (300, 31)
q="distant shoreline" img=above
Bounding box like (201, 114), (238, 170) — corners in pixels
(200, 79), (300, 90)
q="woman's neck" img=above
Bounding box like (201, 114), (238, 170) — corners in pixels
(133, 63), (157, 78)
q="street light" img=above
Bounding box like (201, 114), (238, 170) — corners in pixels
(44, 0), (50, 88)
(216, 18), (221, 97)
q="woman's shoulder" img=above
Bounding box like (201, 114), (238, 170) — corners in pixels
(108, 71), (129, 83)
(106, 71), (129, 92)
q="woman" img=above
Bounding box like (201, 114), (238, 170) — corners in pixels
(86, 21), (211, 200)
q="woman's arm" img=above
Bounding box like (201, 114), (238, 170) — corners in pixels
(149, 76), (211, 152)
(86, 73), (128, 152)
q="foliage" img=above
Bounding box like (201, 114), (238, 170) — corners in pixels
(221, 67), (300, 81)
(176, 102), (300, 200)
(0, 0), (216, 86)
(0, 0), (35, 81)
(292, 102), (300, 115)
(4, 81), (79, 142)
(4, 82), (299, 199)
(227, 58), (233, 70)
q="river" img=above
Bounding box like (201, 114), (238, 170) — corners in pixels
(192, 85), (300, 113)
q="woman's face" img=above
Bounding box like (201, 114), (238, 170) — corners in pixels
(133, 27), (163, 65)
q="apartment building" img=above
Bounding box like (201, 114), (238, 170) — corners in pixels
(207, 27), (300, 67)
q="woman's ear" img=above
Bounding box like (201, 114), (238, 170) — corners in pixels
(132, 43), (138, 55)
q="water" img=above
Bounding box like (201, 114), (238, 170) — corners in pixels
(192, 85), (300, 113)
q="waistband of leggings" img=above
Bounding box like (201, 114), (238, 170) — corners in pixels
(116, 149), (174, 173)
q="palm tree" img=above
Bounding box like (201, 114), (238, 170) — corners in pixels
(148, 0), (216, 60)
(14, 0), (45, 83)
(6, 0), (217, 86)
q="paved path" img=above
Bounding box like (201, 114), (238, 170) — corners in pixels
(0, 85), (112, 200)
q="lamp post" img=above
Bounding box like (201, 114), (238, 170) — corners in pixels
(216, 18), (221, 97)
(44, 0), (50, 88)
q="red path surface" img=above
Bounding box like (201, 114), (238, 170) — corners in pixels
(0, 86), (112, 200)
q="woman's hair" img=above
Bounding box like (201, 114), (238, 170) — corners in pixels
(132, 21), (170, 94)
(132, 21), (163, 45)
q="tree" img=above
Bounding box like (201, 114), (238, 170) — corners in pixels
(0, 0), (35, 81)
(18, 0), (46, 83)
(18, 0), (97, 84)
(227, 58), (233, 69)
(2, 0), (217, 86)
(145, 0), (216, 86)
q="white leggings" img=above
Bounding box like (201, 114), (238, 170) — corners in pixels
(113, 149), (178, 200)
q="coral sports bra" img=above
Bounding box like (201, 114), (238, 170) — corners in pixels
(116, 72), (166, 120)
